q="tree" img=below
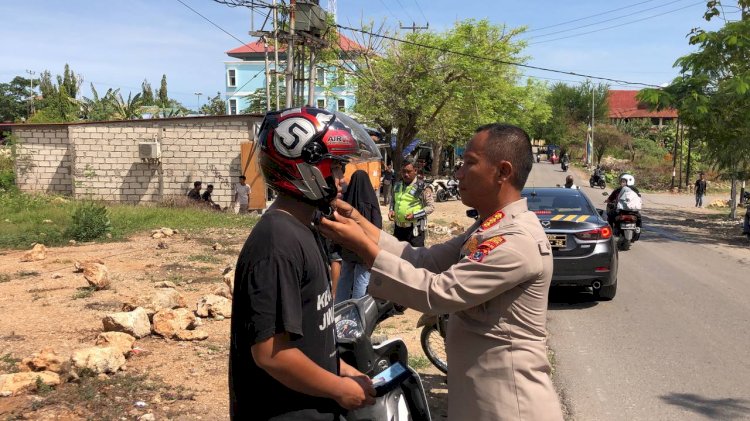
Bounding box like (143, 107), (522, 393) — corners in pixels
(0, 76), (34, 122)
(354, 19), (543, 172)
(30, 65), (82, 123)
(61, 64), (82, 99)
(141, 79), (155, 106)
(201, 92), (227, 116)
(157, 74), (169, 107)
(638, 0), (750, 218)
(534, 81), (609, 154)
(79, 83), (116, 121)
(593, 124), (630, 164)
(110, 91), (143, 120)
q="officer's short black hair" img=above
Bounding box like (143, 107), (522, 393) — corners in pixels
(207, 184), (214, 189)
(475, 123), (533, 190)
(193, 181), (202, 187)
(402, 156), (416, 169)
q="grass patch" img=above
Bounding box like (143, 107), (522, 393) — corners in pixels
(0, 191), (259, 249)
(27, 286), (67, 294)
(408, 355), (432, 370)
(72, 286), (97, 300)
(84, 300), (123, 311)
(12, 372), (194, 420)
(17, 270), (40, 278)
(0, 273), (10, 283)
(1, 353), (20, 373)
(187, 254), (221, 264)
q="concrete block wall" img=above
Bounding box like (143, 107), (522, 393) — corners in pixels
(12, 126), (73, 195)
(12, 115), (262, 208)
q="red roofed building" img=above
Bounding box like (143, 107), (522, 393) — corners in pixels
(223, 34), (366, 115)
(608, 90), (678, 126)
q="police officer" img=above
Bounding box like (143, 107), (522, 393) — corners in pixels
(320, 123), (563, 421)
(388, 157), (434, 247)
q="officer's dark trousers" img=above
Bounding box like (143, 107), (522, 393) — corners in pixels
(394, 225), (425, 247)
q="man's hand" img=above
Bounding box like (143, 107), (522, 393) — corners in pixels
(334, 376), (376, 410)
(319, 212), (379, 267)
(388, 210), (395, 221)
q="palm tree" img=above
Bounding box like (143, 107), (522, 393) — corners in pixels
(110, 91), (143, 120)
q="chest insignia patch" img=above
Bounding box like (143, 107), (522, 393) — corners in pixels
(480, 210), (505, 230)
(467, 235), (506, 262)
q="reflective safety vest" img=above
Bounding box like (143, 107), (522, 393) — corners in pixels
(393, 180), (425, 225)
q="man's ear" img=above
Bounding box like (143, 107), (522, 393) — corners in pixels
(497, 161), (513, 184)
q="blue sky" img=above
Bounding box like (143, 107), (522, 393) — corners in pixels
(0, 0), (737, 109)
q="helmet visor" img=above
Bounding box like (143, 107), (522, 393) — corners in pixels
(333, 111), (382, 163)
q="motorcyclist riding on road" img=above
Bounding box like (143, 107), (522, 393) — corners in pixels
(606, 174), (640, 226)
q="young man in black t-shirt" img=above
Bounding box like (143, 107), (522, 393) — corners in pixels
(229, 107), (377, 420)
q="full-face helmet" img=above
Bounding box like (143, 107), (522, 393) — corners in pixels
(619, 173), (635, 187)
(257, 107), (380, 205)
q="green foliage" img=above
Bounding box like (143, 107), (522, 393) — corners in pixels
(0, 76), (35, 122)
(355, 19), (544, 171)
(29, 65), (82, 123)
(593, 125), (630, 164)
(158, 74), (169, 107)
(0, 143), (15, 191)
(201, 91), (227, 116)
(140, 79), (155, 106)
(66, 201), (112, 242)
(533, 81), (609, 152)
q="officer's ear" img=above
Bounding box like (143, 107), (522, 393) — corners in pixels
(497, 160), (513, 185)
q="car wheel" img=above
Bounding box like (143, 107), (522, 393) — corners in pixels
(595, 278), (617, 301)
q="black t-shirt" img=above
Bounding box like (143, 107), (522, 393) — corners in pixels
(187, 189), (201, 201)
(229, 210), (340, 421)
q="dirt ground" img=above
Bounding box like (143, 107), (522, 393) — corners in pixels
(0, 198), (473, 421)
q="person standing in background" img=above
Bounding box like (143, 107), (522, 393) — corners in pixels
(234, 175), (252, 214)
(381, 163), (394, 206)
(695, 172), (707, 208)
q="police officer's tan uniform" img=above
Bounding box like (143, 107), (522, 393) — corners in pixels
(368, 198), (563, 421)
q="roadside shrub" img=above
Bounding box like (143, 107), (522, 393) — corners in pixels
(0, 148), (15, 192)
(66, 201), (112, 241)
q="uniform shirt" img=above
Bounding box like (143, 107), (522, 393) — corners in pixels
(229, 211), (340, 421)
(369, 199), (563, 421)
(390, 178), (434, 222)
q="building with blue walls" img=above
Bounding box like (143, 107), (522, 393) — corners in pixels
(224, 34), (364, 114)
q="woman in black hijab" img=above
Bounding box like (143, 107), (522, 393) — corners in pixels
(334, 170), (383, 302)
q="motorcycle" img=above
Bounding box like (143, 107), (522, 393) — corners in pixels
(335, 296), (432, 421)
(432, 177), (460, 202)
(417, 313), (448, 374)
(589, 173), (606, 189)
(561, 160), (569, 172)
(606, 202), (641, 251)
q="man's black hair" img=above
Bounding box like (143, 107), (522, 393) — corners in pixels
(239, 175), (246, 180)
(207, 184), (214, 189)
(402, 156), (416, 168)
(193, 181), (202, 187)
(475, 123), (533, 190)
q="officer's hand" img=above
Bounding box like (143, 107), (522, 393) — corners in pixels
(333, 199), (361, 221)
(405, 213), (414, 221)
(334, 376), (376, 410)
(319, 213), (379, 266)
(388, 210), (395, 221)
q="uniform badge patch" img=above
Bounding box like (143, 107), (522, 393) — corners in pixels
(467, 235), (506, 262)
(480, 210), (505, 230)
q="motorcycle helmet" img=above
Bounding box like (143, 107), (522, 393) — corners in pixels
(619, 173), (635, 186)
(257, 107), (380, 205)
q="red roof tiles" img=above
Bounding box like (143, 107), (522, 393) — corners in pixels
(226, 33), (366, 55)
(608, 90), (678, 119)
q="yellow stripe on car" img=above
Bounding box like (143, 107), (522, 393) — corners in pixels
(551, 215), (564, 221)
(564, 215), (577, 221)
(576, 215), (589, 222)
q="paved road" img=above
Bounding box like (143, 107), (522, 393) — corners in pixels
(529, 162), (750, 421)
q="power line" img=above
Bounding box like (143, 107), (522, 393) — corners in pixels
(175, 0), (259, 48)
(335, 24), (661, 87)
(413, 0), (428, 23)
(391, 0), (417, 24)
(528, 0), (689, 40)
(376, 0), (399, 21)
(526, 0), (657, 33)
(529, 1), (704, 45)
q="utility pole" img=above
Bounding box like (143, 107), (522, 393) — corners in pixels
(285, 0), (296, 108)
(671, 119), (679, 190)
(591, 84), (595, 167)
(307, 48), (316, 106)
(273, 0), (280, 111)
(263, 36), (271, 111)
(400, 21), (429, 33)
(26, 69), (36, 116)
(194, 92), (202, 112)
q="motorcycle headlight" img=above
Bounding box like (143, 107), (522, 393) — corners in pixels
(334, 301), (364, 342)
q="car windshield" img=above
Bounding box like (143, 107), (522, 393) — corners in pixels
(523, 191), (594, 215)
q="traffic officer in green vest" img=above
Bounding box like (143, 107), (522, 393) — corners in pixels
(388, 157), (434, 247)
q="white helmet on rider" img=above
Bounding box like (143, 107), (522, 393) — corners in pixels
(619, 173), (635, 187)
